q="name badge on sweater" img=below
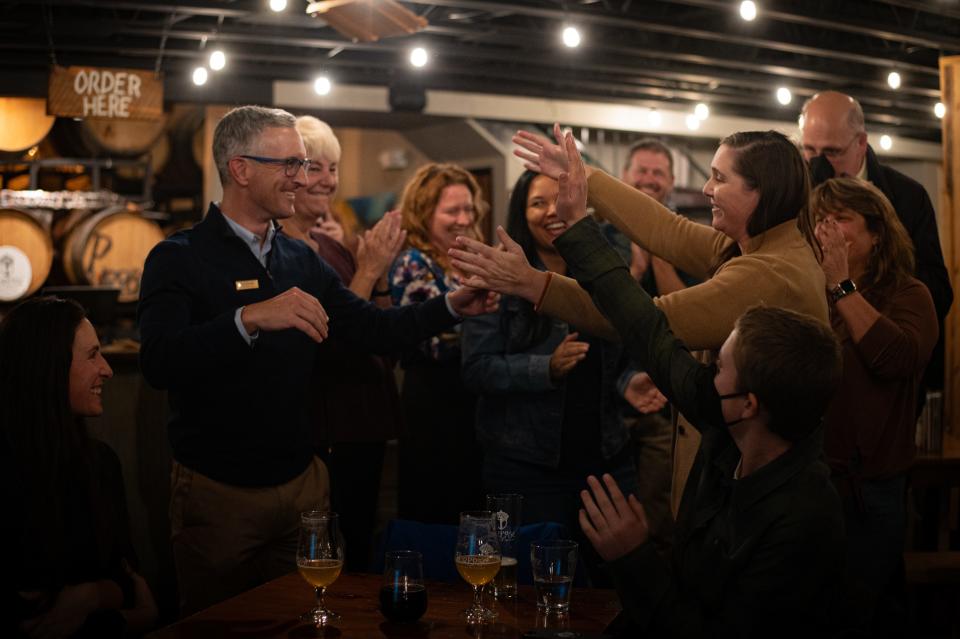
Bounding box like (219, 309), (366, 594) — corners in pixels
(235, 279), (259, 291)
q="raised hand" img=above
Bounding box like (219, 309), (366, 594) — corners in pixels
(814, 217), (850, 289)
(512, 122), (570, 179)
(448, 226), (549, 303)
(309, 215), (345, 246)
(357, 210), (406, 280)
(579, 474), (650, 562)
(623, 372), (668, 414)
(549, 332), (589, 381)
(241, 287), (330, 343)
(556, 131), (589, 224)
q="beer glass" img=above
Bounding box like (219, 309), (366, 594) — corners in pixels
(380, 550), (427, 623)
(531, 540), (578, 614)
(297, 510), (344, 627)
(454, 510), (501, 624)
(486, 493), (522, 600)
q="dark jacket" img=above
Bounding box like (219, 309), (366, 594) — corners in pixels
(461, 294), (629, 468)
(137, 204), (456, 487)
(865, 145), (953, 389)
(556, 217), (845, 638)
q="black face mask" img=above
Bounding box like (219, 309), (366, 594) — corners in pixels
(808, 154), (835, 187)
(718, 391), (749, 428)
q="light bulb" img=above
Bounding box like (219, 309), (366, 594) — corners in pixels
(685, 114), (701, 130)
(740, 1), (757, 21)
(192, 66), (208, 86)
(410, 47), (428, 68)
(887, 71), (901, 89)
(776, 87), (792, 105)
(934, 102), (946, 119)
(694, 103), (709, 120)
(647, 109), (662, 127)
(879, 134), (893, 151)
(269, 0), (287, 12)
(562, 26), (581, 48)
(209, 50), (225, 71)
(314, 76), (332, 96)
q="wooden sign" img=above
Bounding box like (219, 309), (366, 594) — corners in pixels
(47, 65), (163, 120)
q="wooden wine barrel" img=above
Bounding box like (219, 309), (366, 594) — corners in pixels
(0, 98), (55, 160)
(62, 206), (164, 303)
(0, 208), (54, 300)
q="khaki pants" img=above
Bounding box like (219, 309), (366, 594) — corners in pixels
(169, 457), (330, 616)
(628, 412), (675, 549)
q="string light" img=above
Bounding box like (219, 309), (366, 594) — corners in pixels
(192, 67), (208, 86)
(314, 75), (332, 96)
(694, 103), (709, 120)
(934, 102), (946, 119)
(269, 0), (287, 12)
(562, 26), (581, 48)
(409, 47), (428, 68)
(776, 87), (792, 105)
(879, 134), (893, 151)
(739, 1), (757, 21)
(887, 71), (901, 89)
(209, 50), (226, 71)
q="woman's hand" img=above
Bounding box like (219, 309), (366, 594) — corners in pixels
(556, 131), (590, 225)
(448, 227), (549, 303)
(357, 210), (406, 280)
(512, 122), (571, 179)
(815, 217), (851, 288)
(446, 286), (500, 317)
(20, 583), (99, 639)
(549, 332), (589, 381)
(309, 214), (346, 246)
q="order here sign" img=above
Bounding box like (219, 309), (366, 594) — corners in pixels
(47, 65), (163, 120)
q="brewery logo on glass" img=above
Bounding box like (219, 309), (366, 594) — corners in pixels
(0, 246), (32, 301)
(494, 510), (516, 543)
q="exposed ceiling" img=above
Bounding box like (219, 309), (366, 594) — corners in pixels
(0, 0), (956, 142)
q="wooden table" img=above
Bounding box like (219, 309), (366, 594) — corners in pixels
(146, 572), (622, 638)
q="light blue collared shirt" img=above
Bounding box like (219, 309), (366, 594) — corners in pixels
(222, 211), (279, 345)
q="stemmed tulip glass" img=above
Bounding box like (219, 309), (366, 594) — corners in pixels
(296, 510), (344, 628)
(453, 510), (501, 624)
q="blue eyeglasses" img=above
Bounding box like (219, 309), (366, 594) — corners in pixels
(236, 155), (311, 177)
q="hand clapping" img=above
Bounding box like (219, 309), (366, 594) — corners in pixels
(579, 474), (650, 563)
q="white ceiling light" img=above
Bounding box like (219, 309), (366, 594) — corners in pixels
(685, 114), (701, 131)
(209, 50), (226, 71)
(887, 71), (901, 89)
(935, 102), (946, 119)
(879, 134), (893, 151)
(313, 75), (332, 96)
(694, 102), (709, 120)
(409, 47), (428, 68)
(562, 26), (581, 48)
(647, 109), (662, 127)
(739, 1), (757, 21)
(269, 0), (287, 12)
(776, 87), (792, 105)
(192, 66), (208, 86)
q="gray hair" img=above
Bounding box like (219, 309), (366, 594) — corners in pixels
(800, 92), (866, 135)
(295, 116), (341, 162)
(213, 105), (297, 185)
(623, 138), (674, 176)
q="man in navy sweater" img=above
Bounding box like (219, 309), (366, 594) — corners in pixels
(138, 105), (494, 615)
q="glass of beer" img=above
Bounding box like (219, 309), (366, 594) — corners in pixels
(380, 550), (427, 623)
(454, 510), (501, 624)
(296, 510), (344, 627)
(486, 493), (522, 600)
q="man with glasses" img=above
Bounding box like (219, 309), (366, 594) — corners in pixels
(138, 105), (495, 615)
(800, 90), (952, 408)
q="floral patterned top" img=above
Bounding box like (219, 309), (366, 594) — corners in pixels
(389, 248), (463, 363)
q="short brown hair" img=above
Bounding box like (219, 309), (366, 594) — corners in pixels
(732, 306), (842, 442)
(715, 131), (817, 267)
(809, 177), (915, 294)
(398, 163), (487, 268)
(623, 138), (674, 176)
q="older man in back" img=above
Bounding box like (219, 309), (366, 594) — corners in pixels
(800, 91), (952, 397)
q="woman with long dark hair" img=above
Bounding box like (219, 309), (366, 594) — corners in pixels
(1, 297), (156, 638)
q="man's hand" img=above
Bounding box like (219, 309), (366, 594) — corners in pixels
(446, 286), (500, 317)
(623, 372), (668, 414)
(549, 332), (589, 381)
(579, 474), (650, 563)
(241, 287), (329, 343)
(20, 583), (99, 639)
(448, 227), (548, 303)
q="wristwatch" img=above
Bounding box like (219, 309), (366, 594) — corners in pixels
(829, 278), (857, 303)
